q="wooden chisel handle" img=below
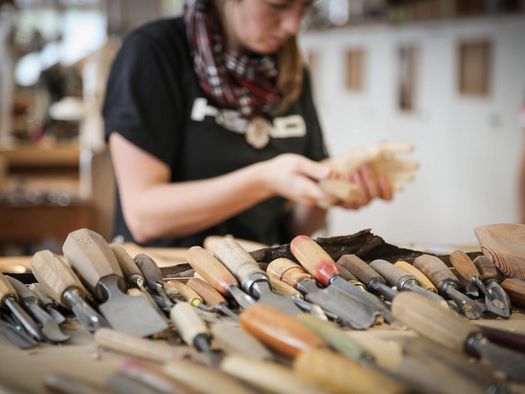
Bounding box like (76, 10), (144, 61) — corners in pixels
(473, 256), (498, 281)
(369, 259), (407, 286)
(240, 303), (325, 358)
(413, 254), (459, 290)
(31, 250), (89, 305)
(501, 278), (525, 308)
(294, 349), (407, 394)
(165, 281), (203, 307)
(6, 276), (38, 302)
(110, 245), (143, 281)
(337, 254), (382, 285)
(186, 246), (240, 296)
(269, 277), (303, 298)
(290, 235), (339, 286)
(266, 258), (312, 288)
(134, 253), (163, 288)
(214, 239), (265, 286)
(187, 278), (226, 307)
(392, 292), (479, 352)
(394, 261), (437, 293)
(0, 272), (17, 304)
(449, 251), (479, 281)
(170, 302), (208, 346)
(62, 228), (123, 293)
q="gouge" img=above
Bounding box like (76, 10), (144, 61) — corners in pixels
(413, 254), (484, 320)
(394, 260), (438, 293)
(134, 253), (174, 311)
(368, 259), (449, 308)
(187, 246), (255, 309)
(28, 283), (66, 325)
(0, 272), (43, 341)
(392, 292), (525, 383)
(214, 239), (302, 315)
(290, 235), (396, 324)
(337, 254), (398, 301)
(32, 250), (108, 333)
(267, 258), (376, 329)
(0, 311), (37, 349)
(450, 251), (509, 318)
(63, 229), (168, 337)
(187, 278), (239, 321)
(473, 255), (511, 317)
(6, 276), (70, 343)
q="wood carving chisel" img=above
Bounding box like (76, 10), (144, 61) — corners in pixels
(290, 235), (397, 325)
(413, 254), (484, 320)
(63, 229), (168, 337)
(473, 255), (511, 317)
(32, 250), (108, 333)
(267, 257), (376, 329)
(6, 276), (70, 343)
(0, 311), (37, 349)
(337, 254), (398, 301)
(187, 278), (239, 321)
(450, 251), (509, 318)
(28, 283), (66, 325)
(392, 292), (525, 383)
(394, 260), (438, 293)
(0, 272), (43, 341)
(133, 253), (174, 311)
(214, 239), (302, 315)
(368, 258), (449, 308)
(211, 321), (273, 360)
(187, 246), (255, 309)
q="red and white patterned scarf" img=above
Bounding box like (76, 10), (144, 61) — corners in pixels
(184, 0), (283, 118)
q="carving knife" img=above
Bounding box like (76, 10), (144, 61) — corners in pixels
(28, 283), (67, 325)
(133, 253), (174, 311)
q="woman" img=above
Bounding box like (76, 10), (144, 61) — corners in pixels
(103, 0), (392, 248)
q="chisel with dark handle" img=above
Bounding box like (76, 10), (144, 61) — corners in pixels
(187, 278), (239, 321)
(337, 255), (397, 301)
(368, 259), (449, 308)
(28, 282), (66, 325)
(63, 229), (168, 337)
(240, 303), (325, 358)
(31, 250), (108, 333)
(0, 272), (43, 341)
(6, 276), (70, 343)
(413, 254), (484, 320)
(186, 246), (255, 309)
(267, 257), (377, 329)
(501, 278), (525, 308)
(394, 260), (438, 293)
(449, 251), (509, 318)
(392, 292), (525, 383)
(473, 255), (511, 316)
(334, 263), (368, 291)
(133, 253), (174, 310)
(214, 239), (302, 315)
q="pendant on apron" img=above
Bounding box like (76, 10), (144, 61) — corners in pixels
(246, 117), (271, 149)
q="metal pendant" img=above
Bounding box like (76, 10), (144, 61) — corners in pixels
(245, 116), (271, 149)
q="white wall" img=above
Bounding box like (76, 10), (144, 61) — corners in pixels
(300, 14), (525, 246)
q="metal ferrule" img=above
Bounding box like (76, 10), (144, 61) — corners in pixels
(369, 278), (397, 301)
(226, 285), (255, 309)
(296, 279), (319, 295)
(242, 271), (270, 296)
(64, 288), (108, 332)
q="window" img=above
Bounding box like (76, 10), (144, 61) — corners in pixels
(458, 40), (491, 96)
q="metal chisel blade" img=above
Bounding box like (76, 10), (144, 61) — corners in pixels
(0, 318), (37, 349)
(251, 282), (302, 315)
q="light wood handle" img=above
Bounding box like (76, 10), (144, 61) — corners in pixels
(94, 328), (194, 363)
(5, 276), (35, 301)
(501, 278), (525, 308)
(165, 281), (203, 307)
(290, 235), (339, 286)
(134, 253), (163, 288)
(392, 292), (479, 352)
(110, 244), (142, 279)
(211, 322), (273, 361)
(163, 360), (255, 394)
(170, 301), (208, 346)
(413, 254), (458, 290)
(394, 261), (437, 293)
(31, 250), (88, 305)
(213, 239), (263, 286)
(62, 228), (122, 291)
(221, 355), (325, 394)
(187, 278), (226, 307)
(449, 250), (478, 281)
(0, 272), (17, 304)
(294, 349), (407, 394)
(337, 254), (381, 285)
(186, 246), (239, 295)
(473, 256), (498, 281)
(269, 277), (303, 298)
(369, 259), (407, 286)
(240, 303), (325, 358)
(28, 283), (53, 305)
(266, 258), (312, 288)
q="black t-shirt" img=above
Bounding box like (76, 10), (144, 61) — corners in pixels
(103, 17), (328, 247)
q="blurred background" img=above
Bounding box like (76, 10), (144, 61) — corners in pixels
(0, 0), (524, 256)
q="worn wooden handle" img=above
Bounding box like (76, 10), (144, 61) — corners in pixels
(501, 278), (525, 308)
(294, 349), (407, 394)
(240, 303), (325, 358)
(337, 254), (381, 285)
(392, 292), (478, 352)
(394, 261), (437, 293)
(32, 250), (88, 304)
(290, 235), (339, 286)
(187, 278), (226, 307)
(28, 283), (53, 306)
(413, 254), (458, 290)
(62, 228), (122, 289)
(473, 256), (498, 281)
(5, 276), (36, 301)
(134, 253), (163, 288)
(165, 280), (203, 307)
(170, 301), (208, 346)
(369, 259), (407, 286)
(449, 251), (478, 281)
(211, 322), (273, 361)
(111, 244), (142, 279)
(0, 272), (17, 304)
(214, 239), (263, 286)
(266, 258), (312, 288)
(186, 246), (239, 295)
(269, 277), (303, 298)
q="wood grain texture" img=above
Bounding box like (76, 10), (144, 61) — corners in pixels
(170, 302), (208, 346)
(165, 281), (202, 307)
(449, 251), (478, 281)
(501, 278), (525, 308)
(394, 261), (437, 293)
(134, 254), (163, 285)
(413, 254), (458, 290)
(214, 239), (263, 285)
(269, 277), (302, 298)
(290, 235), (339, 286)
(337, 254), (380, 285)
(110, 245), (142, 278)
(266, 258), (312, 288)
(369, 259), (407, 286)
(186, 278), (226, 307)
(473, 256), (498, 281)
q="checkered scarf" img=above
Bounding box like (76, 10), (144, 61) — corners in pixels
(184, 0), (283, 118)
